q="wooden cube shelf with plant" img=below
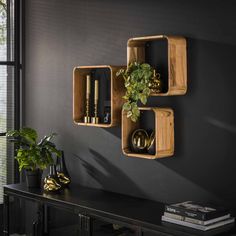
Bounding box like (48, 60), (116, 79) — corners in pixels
(127, 35), (187, 96)
(73, 65), (125, 128)
(122, 107), (174, 159)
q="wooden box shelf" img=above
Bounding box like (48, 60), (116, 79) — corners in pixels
(127, 35), (187, 96)
(122, 107), (174, 159)
(73, 65), (125, 128)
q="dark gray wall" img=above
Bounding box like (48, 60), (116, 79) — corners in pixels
(24, 0), (236, 208)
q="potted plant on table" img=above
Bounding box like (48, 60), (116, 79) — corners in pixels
(116, 62), (162, 122)
(6, 127), (61, 188)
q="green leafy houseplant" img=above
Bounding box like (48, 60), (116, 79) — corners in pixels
(6, 127), (61, 172)
(116, 62), (155, 122)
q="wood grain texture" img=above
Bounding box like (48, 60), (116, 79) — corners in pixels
(122, 107), (174, 159)
(127, 35), (187, 96)
(73, 65), (125, 128)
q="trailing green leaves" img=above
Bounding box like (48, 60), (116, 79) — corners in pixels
(6, 127), (61, 171)
(116, 62), (154, 122)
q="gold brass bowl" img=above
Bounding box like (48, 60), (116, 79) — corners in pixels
(131, 129), (156, 154)
(131, 129), (149, 152)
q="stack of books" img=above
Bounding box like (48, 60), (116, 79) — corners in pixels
(162, 201), (235, 231)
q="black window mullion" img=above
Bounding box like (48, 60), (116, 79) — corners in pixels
(14, 0), (20, 130)
(13, 0), (21, 183)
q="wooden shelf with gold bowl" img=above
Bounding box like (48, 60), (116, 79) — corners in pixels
(73, 65), (125, 128)
(127, 35), (187, 96)
(122, 107), (174, 159)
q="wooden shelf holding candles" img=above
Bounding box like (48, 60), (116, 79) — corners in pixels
(127, 35), (187, 96)
(122, 107), (174, 159)
(73, 65), (125, 128)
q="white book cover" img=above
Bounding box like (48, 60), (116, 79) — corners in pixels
(161, 215), (235, 231)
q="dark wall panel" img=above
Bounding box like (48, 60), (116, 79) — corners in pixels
(24, 0), (236, 208)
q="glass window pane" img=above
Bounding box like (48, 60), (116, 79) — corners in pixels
(0, 65), (14, 133)
(0, 0), (7, 61)
(0, 0), (14, 62)
(0, 136), (6, 203)
(0, 65), (14, 203)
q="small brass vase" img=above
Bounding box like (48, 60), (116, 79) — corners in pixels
(56, 151), (71, 187)
(44, 165), (62, 192)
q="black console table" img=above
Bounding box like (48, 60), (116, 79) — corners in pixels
(3, 183), (236, 236)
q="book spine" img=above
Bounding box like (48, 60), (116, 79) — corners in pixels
(165, 205), (206, 220)
(164, 212), (231, 225)
(164, 212), (205, 225)
(162, 216), (235, 231)
(161, 216), (205, 231)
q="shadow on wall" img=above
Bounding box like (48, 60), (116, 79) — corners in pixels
(73, 150), (147, 199)
(156, 38), (236, 208)
(206, 117), (236, 134)
(102, 126), (121, 139)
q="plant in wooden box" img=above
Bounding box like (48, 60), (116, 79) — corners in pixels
(116, 62), (162, 122)
(6, 127), (61, 188)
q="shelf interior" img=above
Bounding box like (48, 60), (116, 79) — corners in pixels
(74, 67), (112, 126)
(123, 109), (156, 157)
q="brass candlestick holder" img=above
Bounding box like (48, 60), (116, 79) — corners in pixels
(92, 80), (99, 124)
(84, 75), (91, 123)
(149, 69), (162, 94)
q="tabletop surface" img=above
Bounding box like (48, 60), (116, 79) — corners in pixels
(4, 183), (236, 236)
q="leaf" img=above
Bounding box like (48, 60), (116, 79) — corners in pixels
(141, 63), (151, 70)
(20, 127), (37, 142)
(132, 106), (140, 117)
(116, 69), (124, 77)
(130, 102), (138, 109)
(131, 114), (138, 122)
(140, 94), (147, 104)
(38, 133), (56, 146)
(46, 133), (57, 141)
(124, 81), (130, 87)
(45, 141), (56, 148)
(123, 102), (131, 111)
(127, 111), (132, 118)
(46, 145), (61, 157)
(131, 92), (139, 101)
(143, 87), (151, 95)
(6, 130), (20, 137)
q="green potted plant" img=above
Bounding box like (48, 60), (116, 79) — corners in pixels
(117, 62), (161, 122)
(6, 127), (61, 188)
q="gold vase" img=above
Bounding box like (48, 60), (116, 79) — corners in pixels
(44, 165), (62, 192)
(56, 151), (71, 186)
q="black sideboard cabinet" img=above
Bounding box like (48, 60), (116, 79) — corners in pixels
(3, 184), (236, 236)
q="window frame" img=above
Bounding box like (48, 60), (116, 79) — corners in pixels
(0, 0), (23, 184)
